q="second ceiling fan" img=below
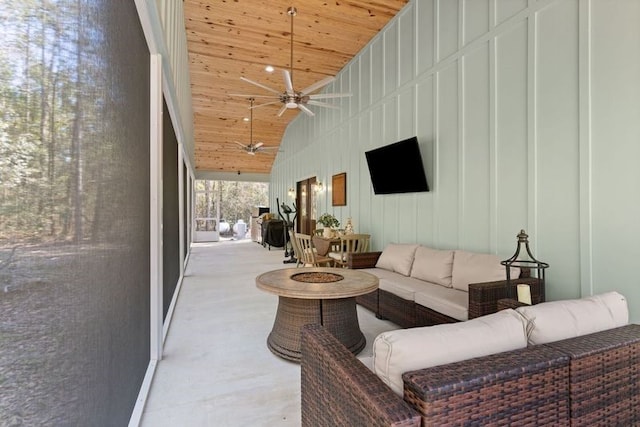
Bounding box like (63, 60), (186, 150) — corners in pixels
(236, 6), (351, 117)
(233, 98), (281, 155)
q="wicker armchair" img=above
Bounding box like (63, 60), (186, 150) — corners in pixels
(545, 324), (640, 426)
(301, 324), (569, 426)
(301, 323), (640, 426)
(301, 324), (421, 427)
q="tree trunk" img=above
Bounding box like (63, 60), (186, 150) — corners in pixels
(68, 0), (84, 242)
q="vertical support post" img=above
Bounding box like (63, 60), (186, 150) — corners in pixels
(150, 53), (163, 361)
(178, 144), (185, 275)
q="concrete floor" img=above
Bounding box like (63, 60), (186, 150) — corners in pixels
(140, 238), (398, 426)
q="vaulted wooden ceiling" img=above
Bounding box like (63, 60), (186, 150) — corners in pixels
(183, 0), (408, 176)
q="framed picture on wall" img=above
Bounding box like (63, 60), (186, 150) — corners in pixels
(332, 172), (346, 206)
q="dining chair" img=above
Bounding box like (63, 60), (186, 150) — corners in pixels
(328, 234), (371, 268)
(294, 233), (335, 267)
(288, 229), (305, 267)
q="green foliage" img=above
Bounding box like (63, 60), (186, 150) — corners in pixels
(317, 213), (340, 228)
(0, 1), (115, 243)
(0, 4), (270, 244)
(194, 180), (269, 225)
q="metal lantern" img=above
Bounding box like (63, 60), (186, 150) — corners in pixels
(501, 230), (549, 302)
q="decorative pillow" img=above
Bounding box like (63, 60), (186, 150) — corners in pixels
(516, 291), (629, 345)
(451, 250), (519, 292)
(375, 244), (419, 276)
(410, 246), (454, 287)
(372, 309), (527, 396)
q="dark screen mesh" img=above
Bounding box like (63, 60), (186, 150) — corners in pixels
(0, 1), (150, 425)
(163, 99), (180, 319)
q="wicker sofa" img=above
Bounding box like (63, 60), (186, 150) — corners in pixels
(301, 292), (640, 426)
(348, 244), (542, 328)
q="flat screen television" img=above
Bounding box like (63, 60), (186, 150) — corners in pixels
(365, 137), (430, 194)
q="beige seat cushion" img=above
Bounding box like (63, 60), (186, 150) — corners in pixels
(414, 286), (468, 321)
(451, 250), (518, 292)
(378, 278), (417, 301)
(516, 291), (629, 345)
(361, 267), (409, 282)
(410, 246), (454, 287)
(327, 251), (344, 262)
(375, 244), (419, 276)
(372, 309), (527, 396)
(377, 274), (444, 302)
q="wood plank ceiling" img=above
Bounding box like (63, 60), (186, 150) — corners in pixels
(183, 0), (409, 176)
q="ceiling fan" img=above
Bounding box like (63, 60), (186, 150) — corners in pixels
(232, 98), (281, 155)
(233, 6), (351, 117)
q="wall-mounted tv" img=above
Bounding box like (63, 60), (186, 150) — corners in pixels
(365, 136), (430, 194)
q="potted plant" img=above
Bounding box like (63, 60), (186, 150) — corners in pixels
(317, 213), (340, 238)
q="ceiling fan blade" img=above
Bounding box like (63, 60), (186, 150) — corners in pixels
(282, 70), (295, 96)
(240, 76), (281, 95)
(277, 105), (288, 117)
(251, 101), (281, 109)
(308, 92), (353, 99)
(232, 141), (247, 147)
(300, 76), (335, 96)
(307, 100), (340, 109)
(228, 94), (278, 99)
(247, 150), (256, 155)
(254, 141), (264, 148)
(256, 147), (282, 155)
(298, 103), (315, 117)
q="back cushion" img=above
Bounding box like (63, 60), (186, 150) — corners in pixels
(451, 250), (518, 292)
(516, 291), (629, 345)
(372, 309), (527, 396)
(410, 246), (454, 287)
(375, 244), (419, 276)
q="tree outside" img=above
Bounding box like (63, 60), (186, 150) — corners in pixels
(194, 180), (269, 235)
(1, 2), (153, 425)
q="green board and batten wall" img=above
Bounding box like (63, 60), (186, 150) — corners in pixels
(270, 0), (640, 322)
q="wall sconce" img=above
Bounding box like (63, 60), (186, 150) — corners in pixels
(287, 188), (296, 198)
(314, 181), (324, 193)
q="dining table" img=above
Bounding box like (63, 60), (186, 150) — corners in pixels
(311, 235), (341, 256)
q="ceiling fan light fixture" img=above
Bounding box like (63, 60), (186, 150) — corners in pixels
(234, 6), (351, 117)
(265, 65), (274, 73)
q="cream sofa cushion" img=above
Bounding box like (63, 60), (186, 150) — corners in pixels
(516, 291), (629, 345)
(375, 244), (419, 276)
(414, 286), (468, 321)
(451, 250), (517, 292)
(378, 278), (416, 301)
(372, 309), (527, 396)
(410, 246), (454, 287)
(361, 267), (410, 282)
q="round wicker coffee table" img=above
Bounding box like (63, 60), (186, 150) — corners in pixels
(256, 267), (378, 362)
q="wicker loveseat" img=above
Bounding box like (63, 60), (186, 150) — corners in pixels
(301, 292), (640, 426)
(348, 244), (541, 327)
